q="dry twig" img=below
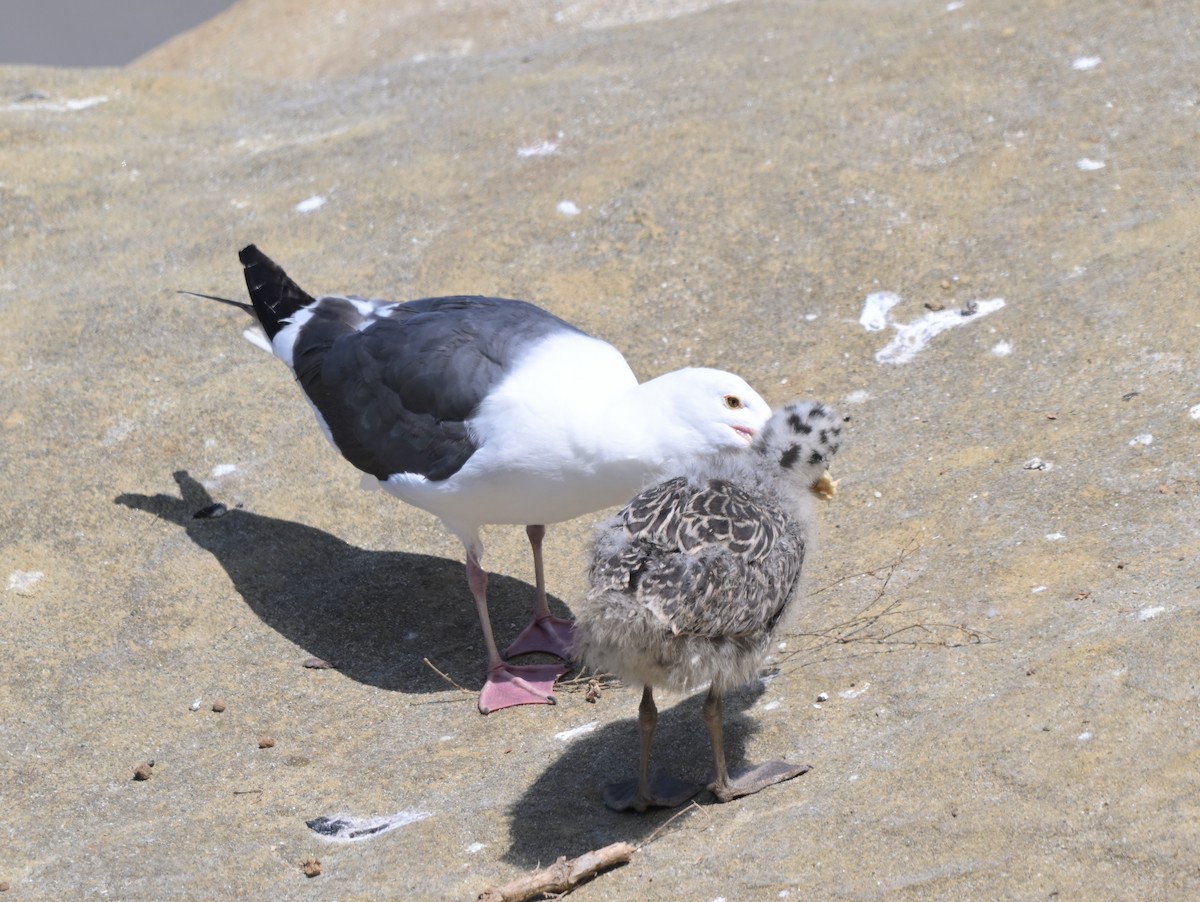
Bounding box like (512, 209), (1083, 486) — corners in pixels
(638, 801), (708, 849)
(477, 842), (635, 901)
(423, 657), (473, 694)
(781, 540), (994, 670)
(805, 538), (920, 599)
(555, 669), (620, 701)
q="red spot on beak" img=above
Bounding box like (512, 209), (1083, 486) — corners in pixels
(732, 425), (755, 442)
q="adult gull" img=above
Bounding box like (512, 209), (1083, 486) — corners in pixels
(574, 401), (843, 810)
(192, 246), (771, 714)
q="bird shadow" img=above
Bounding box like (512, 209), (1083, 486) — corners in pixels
(115, 470), (563, 694)
(503, 680), (775, 868)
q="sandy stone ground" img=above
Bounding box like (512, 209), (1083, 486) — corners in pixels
(2, 0), (1198, 897)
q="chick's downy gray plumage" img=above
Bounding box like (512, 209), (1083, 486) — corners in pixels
(575, 401), (843, 811)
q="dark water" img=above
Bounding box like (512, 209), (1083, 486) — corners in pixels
(1, 0), (236, 67)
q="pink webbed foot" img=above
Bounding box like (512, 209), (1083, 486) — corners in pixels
(504, 614), (576, 660)
(478, 661), (568, 714)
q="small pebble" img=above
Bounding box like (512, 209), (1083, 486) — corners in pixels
(303, 657), (335, 669)
(258, 735), (276, 749)
(133, 762), (154, 781)
(212, 700), (226, 713)
(0, 879), (9, 891)
(816, 692), (829, 703)
(295, 195), (326, 214)
(302, 858), (321, 878)
(189, 699), (202, 712)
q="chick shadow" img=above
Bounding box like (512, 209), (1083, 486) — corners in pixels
(115, 470), (564, 694)
(503, 680), (772, 867)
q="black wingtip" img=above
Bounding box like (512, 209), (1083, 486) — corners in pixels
(238, 244), (266, 268)
(237, 245), (316, 340)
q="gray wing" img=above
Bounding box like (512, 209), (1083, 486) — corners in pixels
(590, 477), (804, 638)
(291, 294), (584, 481)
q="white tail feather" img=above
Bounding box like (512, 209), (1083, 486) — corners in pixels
(241, 324), (272, 353)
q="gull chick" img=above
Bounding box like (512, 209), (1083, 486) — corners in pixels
(575, 401), (843, 809)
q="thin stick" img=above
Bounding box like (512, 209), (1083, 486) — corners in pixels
(477, 841), (635, 902)
(423, 657), (473, 694)
(777, 540), (993, 672)
(638, 801), (707, 849)
(805, 539), (920, 598)
(556, 668), (617, 688)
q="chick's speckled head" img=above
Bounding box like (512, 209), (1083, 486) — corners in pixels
(752, 401), (844, 490)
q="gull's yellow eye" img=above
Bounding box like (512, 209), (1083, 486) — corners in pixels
(723, 395), (743, 410)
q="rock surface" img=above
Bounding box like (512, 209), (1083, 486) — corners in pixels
(2, 0), (1198, 897)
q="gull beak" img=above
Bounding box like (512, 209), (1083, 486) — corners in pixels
(811, 470), (838, 501)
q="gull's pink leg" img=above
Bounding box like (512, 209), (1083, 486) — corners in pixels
(467, 549), (565, 714)
(504, 524), (576, 660)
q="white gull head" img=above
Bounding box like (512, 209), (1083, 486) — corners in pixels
(631, 367), (771, 465)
